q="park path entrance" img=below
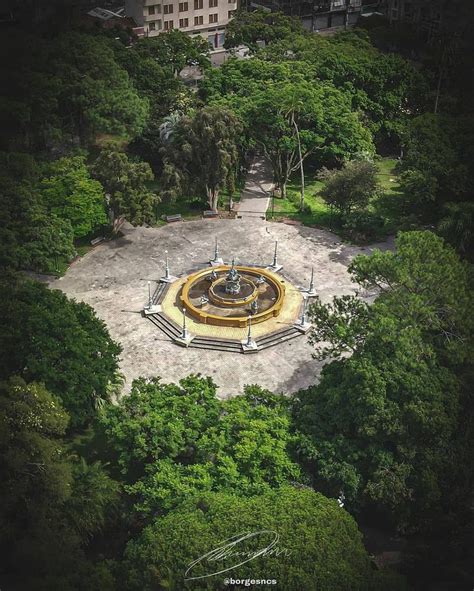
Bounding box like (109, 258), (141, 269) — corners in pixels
(235, 157), (273, 220)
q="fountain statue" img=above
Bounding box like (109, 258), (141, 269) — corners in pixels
(225, 257), (241, 295)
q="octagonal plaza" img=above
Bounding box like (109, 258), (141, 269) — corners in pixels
(49, 219), (393, 399)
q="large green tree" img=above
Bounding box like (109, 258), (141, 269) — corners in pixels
(101, 377), (302, 515)
(0, 278), (122, 426)
(296, 232), (473, 531)
(121, 487), (404, 591)
(247, 81), (374, 199)
(90, 147), (159, 229)
(0, 153), (75, 273)
(160, 106), (242, 210)
(39, 155), (108, 238)
(224, 10), (306, 50)
(0, 377), (118, 591)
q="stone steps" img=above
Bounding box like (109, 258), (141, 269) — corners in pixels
(148, 313), (181, 339)
(256, 327), (302, 350)
(189, 338), (242, 352)
(152, 282), (168, 305)
(147, 312), (304, 353)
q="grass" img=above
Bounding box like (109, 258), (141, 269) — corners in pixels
(268, 158), (403, 234)
(269, 176), (334, 226)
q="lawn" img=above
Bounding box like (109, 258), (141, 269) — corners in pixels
(268, 158), (402, 233)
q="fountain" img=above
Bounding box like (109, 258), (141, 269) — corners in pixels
(180, 262), (286, 328)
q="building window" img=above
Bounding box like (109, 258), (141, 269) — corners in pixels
(194, 15), (203, 25)
(179, 1), (188, 10)
(194, 0), (203, 9)
(164, 4), (174, 14)
(209, 0), (218, 6)
(149, 21), (156, 30)
(164, 20), (174, 30)
(148, 5), (155, 14)
(228, 9), (235, 18)
(228, 0), (235, 3)
(209, 13), (218, 22)
(179, 17), (189, 27)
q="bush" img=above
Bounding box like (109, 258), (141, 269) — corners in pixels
(342, 210), (385, 243)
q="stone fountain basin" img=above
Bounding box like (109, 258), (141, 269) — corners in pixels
(180, 266), (286, 328)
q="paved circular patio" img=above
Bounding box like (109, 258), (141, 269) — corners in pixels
(50, 219), (393, 399)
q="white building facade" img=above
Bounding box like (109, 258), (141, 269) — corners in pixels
(125, 0), (237, 47)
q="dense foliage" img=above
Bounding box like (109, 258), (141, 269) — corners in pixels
(297, 232), (473, 583)
(0, 278), (122, 426)
(121, 487), (401, 591)
(101, 377), (302, 515)
(0, 377), (120, 590)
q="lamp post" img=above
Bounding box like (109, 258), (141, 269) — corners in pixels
(181, 307), (188, 340)
(210, 236), (223, 265)
(300, 295), (308, 326)
(246, 315), (253, 346)
(307, 267), (316, 296)
(164, 250), (170, 281)
(147, 280), (153, 309)
(272, 240), (278, 268)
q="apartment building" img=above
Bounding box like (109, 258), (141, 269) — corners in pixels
(250, 0), (362, 31)
(310, 0), (362, 30)
(125, 0), (238, 47)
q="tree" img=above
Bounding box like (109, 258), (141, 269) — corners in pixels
(0, 377), (119, 591)
(90, 147), (159, 230)
(224, 10), (306, 50)
(121, 487), (404, 591)
(438, 201), (474, 259)
(39, 155), (108, 238)
(66, 458), (120, 541)
(48, 32), (149, 143)
(160, 106), (242, 210)
(320, 160), (380, 219)
(137, 30), (210, 77)
(0, 154), (75, 273)
(101, 378), (302, 516)
(398, 168), (438, 220)
(0, 377), (71, 548)
(297, 232), (474, 530)
(248, 83), (374, 199)
(0, 278), (122, 426)
(400, 114), (474, 209)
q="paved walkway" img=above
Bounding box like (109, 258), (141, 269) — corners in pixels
(236, 158), (273, 220)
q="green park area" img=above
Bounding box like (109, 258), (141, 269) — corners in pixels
(1, 7), (473, 591)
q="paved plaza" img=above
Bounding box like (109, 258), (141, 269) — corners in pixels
(50, 219), (393, 399)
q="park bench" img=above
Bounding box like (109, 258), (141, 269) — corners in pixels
(165, 214), (182, 223)
(90, 236), (105, 246)
(203, 210), (218, 218)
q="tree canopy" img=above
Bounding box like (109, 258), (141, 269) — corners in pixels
(101, 377), (302, 516)
(296, 232), (473, 532)
(0, 278), (122, 426)
(121, 487), (402, 591)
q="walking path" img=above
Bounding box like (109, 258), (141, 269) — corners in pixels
(236, 158), (273, 220)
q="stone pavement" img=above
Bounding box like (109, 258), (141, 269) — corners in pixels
(236, 158), (273, 220)
(50, 219), (393, 399)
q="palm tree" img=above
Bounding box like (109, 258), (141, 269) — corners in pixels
(159, 111), (183, 144)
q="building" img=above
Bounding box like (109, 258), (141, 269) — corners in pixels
(383, 0), (473, 38)
(309, 0), (362, 30)
(125, 0), (238, 47)
(249, 0), (363, 31)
